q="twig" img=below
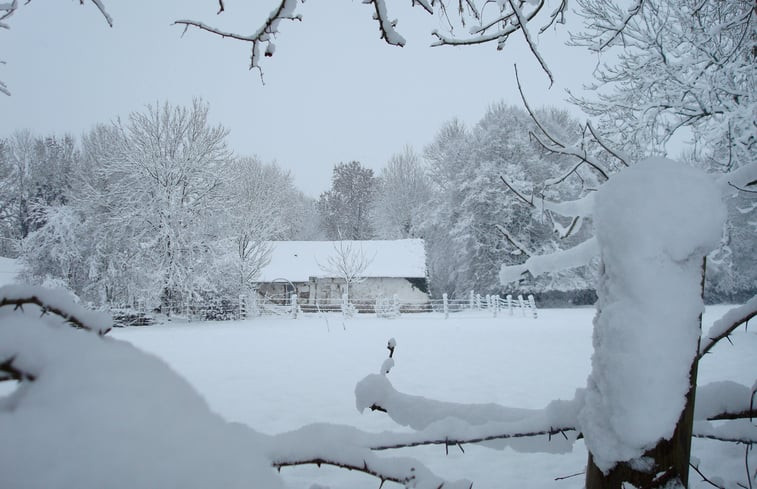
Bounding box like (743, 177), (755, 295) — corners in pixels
(499, 175), (534, 207)
(0, 296), (111, 335)
(0, 356), (36, 382)
(369, 426), (577, 451)
(690, 462), (727, 489)
(555, 471), (584, 481)
(273, 457), (412, 487)
(699, 303), (757, 359)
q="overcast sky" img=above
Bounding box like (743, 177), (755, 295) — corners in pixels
(1, 1), (599, 197)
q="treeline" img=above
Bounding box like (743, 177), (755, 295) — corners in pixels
(2, 100), (753, 309)
(0, 101), (316, 310)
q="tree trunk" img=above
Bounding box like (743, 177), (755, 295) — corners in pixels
(585, 259), (705, 489)
(585, 363), (697, 488)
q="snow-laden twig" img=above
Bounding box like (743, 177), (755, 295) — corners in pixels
(507, 0), (553, 86)
(699, 295), (757, 359)
(364, 0), (406, 46)
(268, 423), (473, 489)
(355, 371), (581, 455)
(499, 237), (599, 284)
(175, 0), (303, 79)
(0, 285), (112, 335)
(692, 419), (757, 444)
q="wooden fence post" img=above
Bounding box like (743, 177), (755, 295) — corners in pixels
(528, 294), (537, 319)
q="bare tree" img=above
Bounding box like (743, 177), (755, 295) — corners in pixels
(317, 241), (374, 301)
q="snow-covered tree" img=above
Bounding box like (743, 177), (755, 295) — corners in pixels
(214, 157), (295, 297)
(372, 146), (431, 240)
(419, 105), (594, 298)
(570, 0), (755, 172)
(317, 161), (377, 240)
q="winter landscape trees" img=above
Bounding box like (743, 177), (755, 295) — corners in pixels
(4, 100), (305, 312)
(318, 161), (377, 240)
(0, 0), (756, 488)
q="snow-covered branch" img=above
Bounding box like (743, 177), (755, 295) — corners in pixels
(0, 284), (112, 335)
(269, 424), (472, 489)
(499, 236), (599, 284)
(172, 1), (567, 83)
(692, 420), (757, 445)
(699, 295), (757, 359)
(364, 0), (406, 47)
(175, 0), (303, 79)
(354, 341), (582, 456)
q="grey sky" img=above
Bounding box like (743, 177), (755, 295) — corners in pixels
(1, 1), (598, 197)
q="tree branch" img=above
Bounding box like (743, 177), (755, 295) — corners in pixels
(0, 355), (36, 382)
(368, 426), (577, 451)
(0, 287), (112, 335)
(273, 457), (413, 487)
(507, 0), (553, 86)
(699, 296), (757, 359)
(174, 0), (303, 77)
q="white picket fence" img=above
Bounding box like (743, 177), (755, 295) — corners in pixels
(246, 290), (538, 320)
(111, 290), (538, 325)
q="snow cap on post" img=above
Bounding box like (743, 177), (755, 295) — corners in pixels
(579, 157), (726, 472)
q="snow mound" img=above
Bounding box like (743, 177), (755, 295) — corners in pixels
(0, 299), (282, 489)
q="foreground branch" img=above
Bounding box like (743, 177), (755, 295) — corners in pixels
(0, 293), (112, 335)
(699, 296), (757, 359)
(369, 426), (577, 451)
(273, 457), (414, 487)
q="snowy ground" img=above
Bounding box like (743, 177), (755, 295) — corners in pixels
(105, 307), (755, 489)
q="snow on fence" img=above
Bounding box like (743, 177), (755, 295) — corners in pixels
(248, 290), (537, 320)
(109, 291), (537, 325)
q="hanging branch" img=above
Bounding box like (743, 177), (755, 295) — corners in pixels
(507, 0), (553, 86)
(175, 0), (304, 79)
(514, 65), (611, 182)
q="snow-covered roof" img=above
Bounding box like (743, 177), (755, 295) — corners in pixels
(257, 239), (427, 283)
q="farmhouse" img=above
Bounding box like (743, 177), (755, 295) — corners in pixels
(255, 239), (430, 309)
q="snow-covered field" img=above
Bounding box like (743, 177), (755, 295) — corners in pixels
(106, 307), (755, 489)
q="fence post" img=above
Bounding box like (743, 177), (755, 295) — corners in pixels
(476, 294), (482, 310)
(518, 294), (526, 317)
(506, 294), (513, 315)
(494, 294), (500, 318)
(469, 290), (475, 310)
(442, 293), (449, 319)
(528, 294), (538, 319)
(249, 291), (259, 317)
(239, 294), (246, 320)
(291, 293), (298, 319)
